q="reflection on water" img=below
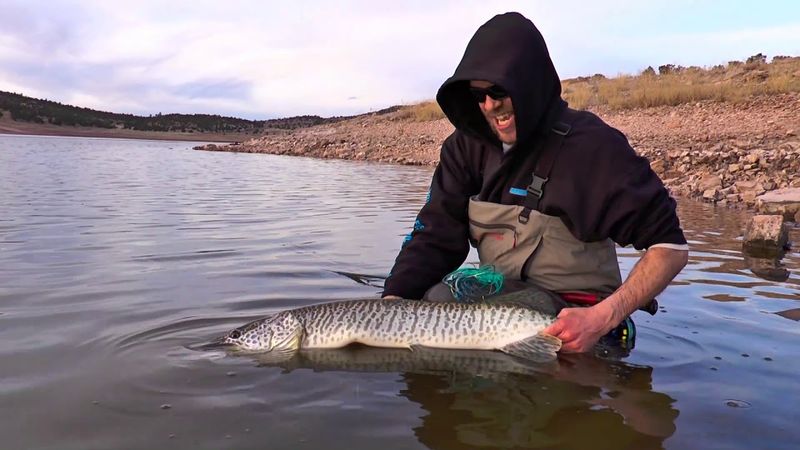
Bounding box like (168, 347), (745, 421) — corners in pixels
(404, 355), (677, 450)
(1, 135), (799, 450)
(743, 249), (791, 282)
(246, 346), (677, 449)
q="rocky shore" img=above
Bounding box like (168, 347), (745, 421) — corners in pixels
(196, 93), (800, 220)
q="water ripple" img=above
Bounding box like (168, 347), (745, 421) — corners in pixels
(1, 135), (799, 449)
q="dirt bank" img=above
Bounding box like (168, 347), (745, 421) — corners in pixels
(196, 93), (800, 212)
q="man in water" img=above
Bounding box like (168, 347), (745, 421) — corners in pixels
(382, 12), (688, 353)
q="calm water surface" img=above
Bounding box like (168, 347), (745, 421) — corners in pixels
(1, 135), (798, 450)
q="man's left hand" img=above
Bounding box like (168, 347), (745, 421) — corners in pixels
(543, 303), (617, 353)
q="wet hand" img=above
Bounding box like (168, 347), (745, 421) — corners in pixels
(543, 304), (617, 353)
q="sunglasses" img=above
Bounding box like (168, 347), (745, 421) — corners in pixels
(468, 85), (509, 103)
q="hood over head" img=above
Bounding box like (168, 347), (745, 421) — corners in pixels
(436, 12), (565, 148)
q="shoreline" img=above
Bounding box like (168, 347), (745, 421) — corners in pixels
(0, 120), (254, 143)
(195, 93), (800, 219)
(3, 95), (797, 220)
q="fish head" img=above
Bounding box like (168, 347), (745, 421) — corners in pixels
(223, 312), (302, 353)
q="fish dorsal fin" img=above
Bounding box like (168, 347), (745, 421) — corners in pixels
(500, 333), (561, 363)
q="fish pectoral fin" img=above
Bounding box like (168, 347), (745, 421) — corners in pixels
(258, 327), (304, 364)
(500, 333), (562, 363)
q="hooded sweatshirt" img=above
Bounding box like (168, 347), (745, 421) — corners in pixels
(383, 12), (686, 299)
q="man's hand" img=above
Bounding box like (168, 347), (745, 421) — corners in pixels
(544, 302), (617, 353)
(382, 295), (403, 300)
(545, 246), (688, 353)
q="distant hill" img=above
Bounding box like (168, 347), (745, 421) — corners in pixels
(4, 53), (799, 136)
(0, 90), (400, 134)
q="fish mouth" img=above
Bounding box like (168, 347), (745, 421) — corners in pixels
(188, 336), (234, 351)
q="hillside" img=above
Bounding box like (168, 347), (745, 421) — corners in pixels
(0, 90), (401, 141)
(562, 53), (800, 110)
(0, 90), (262, 133)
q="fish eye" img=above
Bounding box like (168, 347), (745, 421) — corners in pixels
(229, 330), (241, 339)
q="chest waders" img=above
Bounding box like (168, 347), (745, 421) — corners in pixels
(425, 120), (645, 350)
(467, 120), (622, 297)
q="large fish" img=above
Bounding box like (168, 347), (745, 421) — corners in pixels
(218, 289), (562, 362)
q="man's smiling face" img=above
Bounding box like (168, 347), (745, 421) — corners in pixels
(470, 80), (517, 145)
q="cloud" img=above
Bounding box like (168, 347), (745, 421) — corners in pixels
(0, 0), (798, 118)
(172, 79), (253, 101)
(0, 1), (84, 54)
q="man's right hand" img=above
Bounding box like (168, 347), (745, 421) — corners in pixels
(382, 295), (403, 300)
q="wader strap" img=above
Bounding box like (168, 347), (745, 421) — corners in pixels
(518, 120), (572, 224)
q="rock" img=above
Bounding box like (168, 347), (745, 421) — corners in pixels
(703, 188), (719, 201)
(741, 191), (759, 203)
(756, 187), (800, 221)
(698, 175), (722, 191)
(650, 159), (666, 174)
(743, 154), (760, 164)
(742, 215), (789, 255)
(735, 180), (761, 191)
(737, 180), (766, 204)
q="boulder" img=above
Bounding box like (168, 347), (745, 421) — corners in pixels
(698, 174), (722, 191)
(742, 214), (789, 256)
(743, 153), (760, 164)
(702, 188), (719, 202)
(650, 159), (666, 174)
(756, 187), (800, 221)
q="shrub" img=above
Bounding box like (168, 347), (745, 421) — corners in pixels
(399, 101), (445, 122)
(560, 54), (800, 110)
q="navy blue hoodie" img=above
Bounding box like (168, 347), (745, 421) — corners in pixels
(383, 12), (686, 299)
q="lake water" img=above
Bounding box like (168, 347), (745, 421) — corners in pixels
(1, 134), (798, 450)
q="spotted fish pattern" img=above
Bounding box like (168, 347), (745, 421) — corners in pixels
(222, 299), (561, 362)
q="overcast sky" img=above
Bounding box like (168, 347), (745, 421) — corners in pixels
(1, 0), (799, 119)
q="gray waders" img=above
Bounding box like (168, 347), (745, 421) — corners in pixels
(423, 120), (646, 351)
